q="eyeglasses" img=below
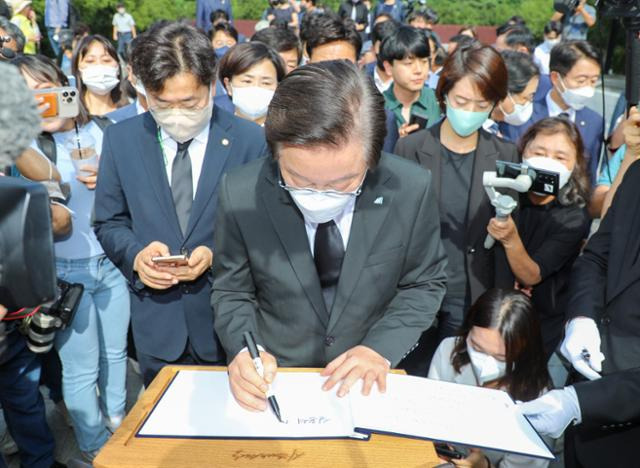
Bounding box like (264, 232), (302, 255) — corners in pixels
(278, 178), (364, 197)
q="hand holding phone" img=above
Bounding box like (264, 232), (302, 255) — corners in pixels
(151, 254), (189, 266)
(435, 443), (467, 460)
(409, 114), (429, 130)
(33, 87), (80, 119)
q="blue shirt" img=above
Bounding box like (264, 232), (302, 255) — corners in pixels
(597, 145), (625, 187)
(374, 1), (404, 22)
(44, 0), (69, 28)
(196, 0), (233, 33)
(562, 5), (596, 40)
(32, 122), (105, 260)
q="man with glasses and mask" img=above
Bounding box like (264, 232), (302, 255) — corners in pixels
(500, 40), (603, 185)
(211, 60), (447, 412)
(94, 21), (267, 386)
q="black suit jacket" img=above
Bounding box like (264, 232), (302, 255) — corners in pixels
(338, 2), (369, 26)
(211, 154), (448, 367)
(94, 107), (267, 362)
(394, 122), (518, 303)
(565, 160), (640, 467)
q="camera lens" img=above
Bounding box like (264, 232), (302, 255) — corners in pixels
(70, 91), (76, 97)
(67, 98), (73, 103)
(63, 92), (69, 97)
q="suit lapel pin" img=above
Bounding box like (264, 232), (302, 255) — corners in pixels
(580, 121), (586, 127)
(221, 138), (230, 146)
(374, 196), (384, 205)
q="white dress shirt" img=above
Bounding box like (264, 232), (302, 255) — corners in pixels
(303, 196), (356, 256)
(545, 90), (575, 122)
(135, 99), (146, 116)
(160, 124), (210, 198)
(374, 66), (393, 94)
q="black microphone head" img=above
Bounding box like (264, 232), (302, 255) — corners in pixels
(0, 62), (41, 168)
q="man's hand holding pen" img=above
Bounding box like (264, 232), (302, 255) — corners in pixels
(228, 349), (278, 413)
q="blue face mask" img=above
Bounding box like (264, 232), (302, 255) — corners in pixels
(214, 46), (230, 59)
(445, 97), (491, 137)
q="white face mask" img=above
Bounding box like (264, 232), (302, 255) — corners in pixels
(467, 338), (507, 385)
(544, 37), (560, 49)
(283, 180), (363, 224)
(499, 94), (533, 126)
(231, 85), (275, 120)
(81, 65), (120, 96)
(558, 76), (595, 111)
(149, 98), (213, 143)
(524, 156), (573, 192)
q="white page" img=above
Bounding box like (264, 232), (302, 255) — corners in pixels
(350, 374), (553, 460)
(138, 370), (365, 439)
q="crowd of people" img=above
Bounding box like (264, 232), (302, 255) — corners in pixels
(0, 0), (639, 467)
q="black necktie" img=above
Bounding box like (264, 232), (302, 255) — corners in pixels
(314, 221), (345, 311)
(171, 139), (193, 235)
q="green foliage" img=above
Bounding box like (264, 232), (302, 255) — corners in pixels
(428, 0), (554, 37)
(28, 0), (623, 73)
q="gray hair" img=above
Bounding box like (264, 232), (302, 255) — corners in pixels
(0, 62), (41, 168)
(0, 16), (25, 53)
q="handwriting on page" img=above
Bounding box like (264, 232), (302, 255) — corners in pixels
(296, 416), (331, 425)
(138, 371), (359, 439)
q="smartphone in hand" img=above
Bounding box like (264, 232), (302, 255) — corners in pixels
(409, 114), (429, 130)
(151, 254), (189, 267)
(33, 87), (80, 119)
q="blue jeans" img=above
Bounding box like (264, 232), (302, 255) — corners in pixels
(0, 329), (54, 468)
(117, 32), (133, 57)
(46, 27), (61, 58)
(55, 255), (130, 452)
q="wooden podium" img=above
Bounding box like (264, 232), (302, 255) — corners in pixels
(94, 366), (441, 468)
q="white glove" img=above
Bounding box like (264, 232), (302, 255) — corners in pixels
(518, 387), (582, 438)
(560, 317), (605, 381)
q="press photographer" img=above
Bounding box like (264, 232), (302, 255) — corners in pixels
(552, 0), (596, 40)
(0, 61), (64, 468)
(486, 117), (591, 359)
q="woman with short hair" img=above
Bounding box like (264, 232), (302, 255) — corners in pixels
(218, 41), (286, 126)
(395, 44), (518, 368)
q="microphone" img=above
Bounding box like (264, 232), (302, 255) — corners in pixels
(0, 62), (42, 169)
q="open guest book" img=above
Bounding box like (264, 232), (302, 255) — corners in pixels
(137, 369), (553, 460)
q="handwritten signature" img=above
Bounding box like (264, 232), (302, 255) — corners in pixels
(231, 449), (305, 463)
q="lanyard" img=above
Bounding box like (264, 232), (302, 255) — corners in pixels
(156, 127), (168, 166)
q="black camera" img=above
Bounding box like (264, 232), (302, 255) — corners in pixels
(554, 0), (580, 15)
(599, 0), (640, 18)
(496, 160), (561, 196)
(22, 279), (83, 354)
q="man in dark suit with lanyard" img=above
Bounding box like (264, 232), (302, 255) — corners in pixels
(212, 60), (447, 411)
(94, 22), (267, 386)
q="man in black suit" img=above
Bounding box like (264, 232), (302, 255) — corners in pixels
(521, 158), (640, 467)
(94, 22), (267, 386)
(211, 60), (447, 412)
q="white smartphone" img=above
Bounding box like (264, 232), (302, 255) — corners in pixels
(33, 87), (80, 119)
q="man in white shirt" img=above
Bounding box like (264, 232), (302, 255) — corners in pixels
(211, 60), (447, 412)
(94, 22), (267, 386)
(112, 2), (136, 57)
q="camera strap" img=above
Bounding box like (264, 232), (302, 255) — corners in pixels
(36, 132), (58, 165)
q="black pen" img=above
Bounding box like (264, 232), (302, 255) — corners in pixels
(242, 331), (283, 423)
